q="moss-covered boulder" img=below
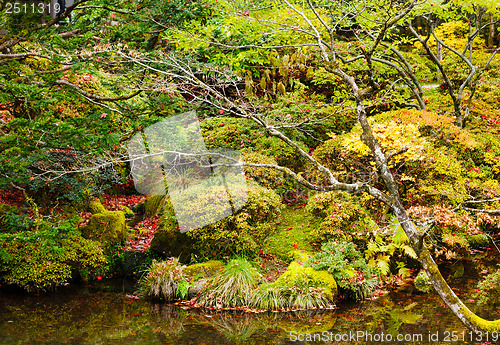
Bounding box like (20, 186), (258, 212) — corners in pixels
(88, 199), (106, 214)
(276, 261), (338, 300)
(121, 206), (135, 219)
(183, 260), (223, 278)
(80, 200), (126, 246)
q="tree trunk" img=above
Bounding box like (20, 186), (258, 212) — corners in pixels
(489, 13), (495, 49)
(436, 41), (443, 82)
(342, 65), (499, 332)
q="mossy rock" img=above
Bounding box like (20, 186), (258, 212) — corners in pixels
(81, 211), (126, 244)
(80, 200), (126, 246)
(149, 198), (194, 261)
(88, 199), (106, 214)
(276, 261), (337, 300)
(134, 201), (146, 214)
(149, 227), (194, 262)
(183, 260), (223, 278)
(121, 206), (135, 218)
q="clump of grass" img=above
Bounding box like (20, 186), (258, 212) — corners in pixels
(138, 258), (183, 301)
(197, 258), (262, 308)
(251, 283), (286, 311)
(252, 282), (331, 310)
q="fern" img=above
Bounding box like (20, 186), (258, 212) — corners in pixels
(176, 278), (191, 299)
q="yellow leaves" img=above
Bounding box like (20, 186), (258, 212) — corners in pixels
(342, 120), (427, 163)
(451, 0), (500, 12)
(484, 152), (500, 174)
(413, 21), (485, 53)
(400, 173), (415, 182)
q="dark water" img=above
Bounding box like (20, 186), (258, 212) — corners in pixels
(0, 260), (498, 344)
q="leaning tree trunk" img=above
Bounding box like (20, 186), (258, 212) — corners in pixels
(339, 67), (500, 333)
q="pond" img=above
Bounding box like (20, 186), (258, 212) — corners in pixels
(0, 256), (498, 345)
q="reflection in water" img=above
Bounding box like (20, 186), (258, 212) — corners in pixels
(0, 259), (499, 345)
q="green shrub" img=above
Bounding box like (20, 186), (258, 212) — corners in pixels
(305, 191), (377, 243)
(414, 270), (433, 294)
(307, 241), (379, 301)
(0, 204), (30, 233)
(200, 117), (261, 150)
(184, 181), (283, 258)
(240, 150), (284, 190)
(474, 267), (500, 307)
(253, 136), (307, 171)
(197, 258), (263, 308)
(276, 261), (337, 300)
(0, 217), (106, 291)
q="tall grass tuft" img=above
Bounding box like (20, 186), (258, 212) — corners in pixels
(138, 258), (183, 301)
(197, 258), (262, 308)
(251, 282), (331, 311)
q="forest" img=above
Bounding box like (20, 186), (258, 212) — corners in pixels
(0, 0), (500, 339)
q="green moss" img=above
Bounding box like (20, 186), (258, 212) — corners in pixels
(264, 206), (317, 261)
(134, 201), (146, 214)
(121, 206), (135, 218)
(80, 211), (126, 245)
(276, 261), (337, 300)
(88, 199), (106, 214)
(288, 250), (311, 263)
(461, 307), (500, 332)
(183, 260), (223, 278)
(468, 233), (489, 248)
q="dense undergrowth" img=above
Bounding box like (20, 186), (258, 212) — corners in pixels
(0, 0), (499, 317)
